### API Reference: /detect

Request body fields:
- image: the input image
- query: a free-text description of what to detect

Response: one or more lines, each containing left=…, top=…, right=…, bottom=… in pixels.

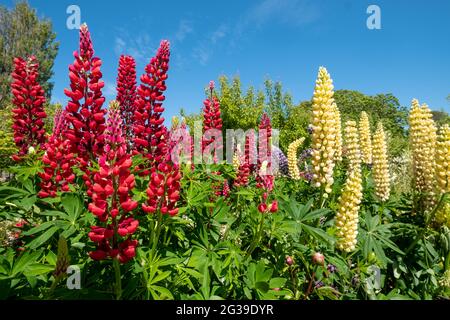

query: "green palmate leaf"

left=61, top=193, right=82, bottom=222
left=24, top=263, right=55, bottom=276
left=269, top=277, right=286, bottom=288
left=302, top=224, right=335, bottom=245
left=26, top=226, right=59, bottom=250
left=22, top=220, right=54, bottom=236
left=11, top=250, right=43, bottom=276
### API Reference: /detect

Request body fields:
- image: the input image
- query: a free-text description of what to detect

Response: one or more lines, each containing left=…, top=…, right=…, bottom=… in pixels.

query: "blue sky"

left=3, top=0, right=450, bottom=120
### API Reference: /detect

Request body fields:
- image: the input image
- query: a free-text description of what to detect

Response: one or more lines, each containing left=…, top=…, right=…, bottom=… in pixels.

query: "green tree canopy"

left=0, top=1, right=59, bottom=108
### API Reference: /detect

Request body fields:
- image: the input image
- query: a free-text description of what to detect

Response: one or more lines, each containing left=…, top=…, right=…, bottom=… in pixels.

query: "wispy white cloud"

left=175, top=20, right=194, bottom=42
left=113, top=31, right=156, bottom=63
left=192, top=24, right=228, bottom=66
left=210, top=24, right=228, bottom=44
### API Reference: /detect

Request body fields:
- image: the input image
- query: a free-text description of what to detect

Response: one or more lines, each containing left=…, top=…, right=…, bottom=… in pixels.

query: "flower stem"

left=113, top=258, right=122, bottom=300
left=246, top=214, right=265, bottom=258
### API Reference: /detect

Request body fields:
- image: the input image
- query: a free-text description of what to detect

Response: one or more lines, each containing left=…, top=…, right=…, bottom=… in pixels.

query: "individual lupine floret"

left=133, top=40, right=170, bottom=172
left=88, top=101, right=139, bottom=264
left=310, top=67, right=337, bottom=197
left=10, top=56, right=47, bottom=160
left=372, top=122, right=391, bottom=202
left=359, top=111, right=372, bottom=164
left=335, top=120, right=362, bottom=252
left=287, top=137, right=305, bottom=180
left=64, top=23, right=106, bottom=165
left=332, top=103, right=343, bottom=162
left=38, top=110, right=76, bottom=198
left=202, top=81, right=223, bottom=164
left=116, top=55, right=137, bottom=150
left=435, top=124, right=450, bottom=227
left=408, top=99, right=437, bottom=207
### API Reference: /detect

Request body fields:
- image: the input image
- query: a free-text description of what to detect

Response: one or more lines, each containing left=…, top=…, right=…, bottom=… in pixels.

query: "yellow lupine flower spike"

left=435, top=124, right=450, bottom=227
left=335, top=121, right=362, bottom=252
left=372, top=122, right=391, bottom=202
left=287, top=137, right=305, bottom=180
left=311, top=67, right=337, bottom=196
left=408, top=99, right=437, bottom=208
left=359, top=111, right=372, bottom=164
left=332, top=103, right=343, bottom=162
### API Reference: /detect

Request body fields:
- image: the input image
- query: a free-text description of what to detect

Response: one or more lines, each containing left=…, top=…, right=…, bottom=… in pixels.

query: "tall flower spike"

left=88, top=101, right=139, bottom=264
left=372, top=122, right=391, bottom=202
left=435, top=124, right=450, bottom=227
left=359, top=111, right=372, bottom=165
left=310, top=67, right=337, bottom=197
left=116, top=55, right=137, bottom=151
left=256, top=114, right=277, bottom=213
left=10, top=56, right=47, bottom=160
left=202, top=81, right=223, bottom=164
left=345, top=121, right=362, bottom=171
left=133, top=40, right=170, bottom=171
left=408, top=99, right=437, bottom=207
left=38, top=110, right=76, bottom=198
left=287, top=138, right=305, bottom=180
left=335, top=120, right=362, bottom=252
left=332, top=103, right=343, bottom=162
left=64, top=23, right=106, bottom=166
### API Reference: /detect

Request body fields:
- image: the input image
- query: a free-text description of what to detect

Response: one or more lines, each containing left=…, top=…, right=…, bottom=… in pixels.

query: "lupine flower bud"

left=38, top=110, right=76, bottom=198
left=372, top=122, right=391, bottom=202
left=287, top=138, right=305, bottom=180
left=88, top=101, right=139, bottom=264
left=133, top=40, right=170, bottom=170
left=312, top=252, right=325, bottom=265
left=409, top=99, right=437, bottom=208
left=359, top=111, right=372, bottom=164
left=116, top=55, right=137, bottom=150
left=285, top=256, right=294, bottom=266
left=435, top=124, right=450, bottom=227
left=332, top=103, right=343, bottom=162
left=310, top=67, right=337, bottom=195
left=335, top=121, right=363, bottom=252
left=10, top=56, right=47, bottom=160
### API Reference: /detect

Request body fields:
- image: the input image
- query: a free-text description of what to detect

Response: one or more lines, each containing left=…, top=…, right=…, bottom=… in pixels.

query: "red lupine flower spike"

left=116, top=55, right=137, bottom=151
left=10, top=55, right=47, bottom=160
left=63, top=23, right=106, bottom=181
left=133, top=40, right=170, bottom=172
left=88, top=101, right=139, bottom=264
left=202, top=81, right=223, bottom=164
left=38, top=110, right=76, bottom=198
left=255, top=113, right=277, bottom=213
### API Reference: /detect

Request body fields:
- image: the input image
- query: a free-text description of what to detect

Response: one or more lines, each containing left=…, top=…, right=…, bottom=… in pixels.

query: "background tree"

left=0, top=1, right=59, bottom=109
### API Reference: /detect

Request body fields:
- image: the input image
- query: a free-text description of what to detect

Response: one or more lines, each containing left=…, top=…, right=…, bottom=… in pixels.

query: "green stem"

left=246, top=214, right=265, bottom=258
left=445, top=251, right=450, bottom=271
left=151, top=210, right=164, bottom=255
left=113, top=258, right=122, bottom=300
